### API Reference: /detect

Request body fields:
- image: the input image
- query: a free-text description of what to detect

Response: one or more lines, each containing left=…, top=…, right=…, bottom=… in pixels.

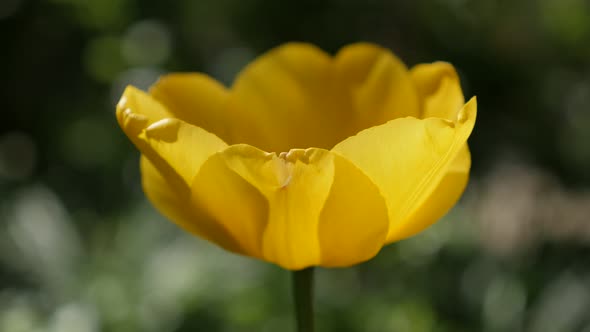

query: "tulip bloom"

left=116, top=42, right=476, bottom=270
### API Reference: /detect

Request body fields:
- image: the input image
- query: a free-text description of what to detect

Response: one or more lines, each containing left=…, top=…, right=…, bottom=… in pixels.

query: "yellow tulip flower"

left=116, top=42, right=476, bottom=270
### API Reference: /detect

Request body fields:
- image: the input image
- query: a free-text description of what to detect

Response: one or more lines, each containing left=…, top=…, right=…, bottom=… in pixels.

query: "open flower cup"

left=116, top=42, right=476, bottom=271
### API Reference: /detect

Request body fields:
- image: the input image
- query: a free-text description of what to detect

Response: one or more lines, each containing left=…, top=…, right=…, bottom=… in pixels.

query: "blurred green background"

left=2, top=0, right=590, bottom=331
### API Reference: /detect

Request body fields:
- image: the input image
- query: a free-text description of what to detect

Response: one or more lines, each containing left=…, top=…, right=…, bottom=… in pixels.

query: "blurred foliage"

left=2, top=0, right=590, bottom=331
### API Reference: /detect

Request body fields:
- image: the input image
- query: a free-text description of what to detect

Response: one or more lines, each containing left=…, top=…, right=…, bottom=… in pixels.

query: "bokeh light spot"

left=48, top=303, right=99, bottom=332
left=122, top=20, right=172, bottom=67
left=111, top=68, right=163, bottom=105
left=83, top=36, right=127, bottom=83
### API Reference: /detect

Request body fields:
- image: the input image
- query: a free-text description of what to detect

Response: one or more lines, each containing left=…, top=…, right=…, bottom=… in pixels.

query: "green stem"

left=292, top=267, right=315, bottom=332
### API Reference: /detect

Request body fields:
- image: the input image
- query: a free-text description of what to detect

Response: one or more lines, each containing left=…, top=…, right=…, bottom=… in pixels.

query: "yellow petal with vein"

left=117, top=86, right=227, bottom=185
left=141, top=157, right=242, bottom=252
left=333, top=98, right=476, bottom=243
left=335, top=43, right=420, bottom=127
left=228, top=43, right=350, bottom=151
left=386, top=145, right=470, bottom=242
left=410, top=62, right=464, bottom=121
left=150, top=73, right=232, bottom=142
left=194, top=145, right=333, bottom=269
left=318, top=153, right=389, bottom=267
left=192, top=144, right=389, bottom=269
left=116, top=86, right=239, bottom=251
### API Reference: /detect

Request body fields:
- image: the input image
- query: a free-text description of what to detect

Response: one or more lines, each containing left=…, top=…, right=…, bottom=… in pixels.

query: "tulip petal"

left=334, top=43, right=420, bottom=127
left=375, top=62, right=469, bottom=241
left=228, top=43, right=354, bottom=151
left=117, top=86, right=240, bottom=250
left=149, top=73, right=232, bottom=142
left=116, top=87, right=171, bottom=128
left=140, top=157, right=242, bottom=252
left=117, top=86, right=227, bottom=185
left=190, top=146, right=271, bottom=259
left=332, top=98, right=476, bottom=243
left=410, top=62, right=464, bottom=121
left=192, top=144, right=390, bottom=269
left=386, top=145, right=470, bottom=242
left=193, top=145, right=333, bottom=269
left=227, top=43, right=421, bottom=151
left=318, top=153, right=389, bottom=267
